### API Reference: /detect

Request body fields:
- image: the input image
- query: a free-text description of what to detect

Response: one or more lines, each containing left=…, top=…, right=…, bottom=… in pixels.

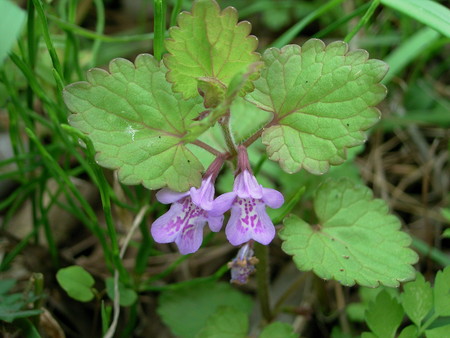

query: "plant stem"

left=344, top=0, right=380, bottom=43
left=191, top=140, right=225, bottom=157
left=220, top=116, right=237, bottom=157
left=254, top=242, right=272, bottom=322
left=154, top=0, right=166, bottom=60
left=270, top=0, right=346, bottom=48
left=170, top=0, right=183, bottom=26
left=418, top=312, right=439, bottom=335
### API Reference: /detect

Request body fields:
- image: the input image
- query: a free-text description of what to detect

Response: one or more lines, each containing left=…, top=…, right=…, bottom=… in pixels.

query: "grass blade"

left=381, top=0, right=450, bottom=38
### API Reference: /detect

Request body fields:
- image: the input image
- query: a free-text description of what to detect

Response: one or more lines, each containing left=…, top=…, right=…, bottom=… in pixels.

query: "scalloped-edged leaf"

left=64, top=54, right=205, bottom=192
left=279, top=178, right=418, bottom=287
left=158, top=281, right=253, bottom=338
left=164, top=0, right=260, bottom=99
left=197, top=306, right=248, bottom=338
left=246, top=40, right=388, bottom=175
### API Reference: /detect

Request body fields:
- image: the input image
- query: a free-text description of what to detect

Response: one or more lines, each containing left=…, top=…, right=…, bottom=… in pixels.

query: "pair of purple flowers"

left=151, top=152, right=284, bottom=254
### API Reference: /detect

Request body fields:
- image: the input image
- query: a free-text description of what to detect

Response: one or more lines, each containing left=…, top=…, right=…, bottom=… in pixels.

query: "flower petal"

left=251, top=203, right=276, bottom=245
left=150, top=202, right=184, bottom=243
left=225, top=203, right=253, bottom=246
left=175, top=219, right=206, bottom=254
left=210, top=192, right=236, bottom=216
left=225, top=198, right=276, bottom=246
left=190, top=175, right=214, bottom=210
left=156, top=188, right=189, bottom=204
left=262, top=188, right=284, bottom=209
left=234, top=170, right=263, bottom=199
left=207, top=214, right=224, bottom=232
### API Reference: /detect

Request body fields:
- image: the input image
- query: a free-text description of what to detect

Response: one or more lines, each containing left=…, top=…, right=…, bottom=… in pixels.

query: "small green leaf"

left=246, top=40, right=388, bottom=175
left=158, top=281, right=252, bottom=338
left=0, top=309, right=43, bottom=323
left=105, top=277, right=138, bottom=307
left=197, top=306, right=248, bottom=338
left=400, top=273, right=433, bottom=327
left=64, top=54, right=205, bottom=192
left=433, top=266, right=450, bottom=316
left=443, top=229, right=450, bottom=239
left=260, top=322, right=297, bottom=338
left=425, top=324, right=450, bottom=338
left=398, top=325, right=418, bottom=338
left=441, top=208, right=450, bottom=238
left=279, top=178, right=418, bottom=287
left=442, top=208, right=450, bottom=222
left=56, top=266, right=95, bottom=302
left=164, top=0, right=260, bottom=99
left=365, top=290, right=404, bottom=338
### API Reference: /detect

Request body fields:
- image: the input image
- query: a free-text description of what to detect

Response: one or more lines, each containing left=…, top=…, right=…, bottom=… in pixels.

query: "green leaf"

left=183, top=61, right=263, bottom=143
left=64, top=54, right=205, bottom=192
left=0, top=309, right=43, bottom=323
left=400, top=273, right=433, bottom=327
left=425, top=324, right=450, bottom=338
left=0, top=1, right=26, bottom=65
left=230, top=97, right=271, bottom=143
left=260, top=322, right=297, bottom=338
left=196, top=306, right=248, bottom=338
left=361, top=333, right=377, bottom=338
left=105, top=277, right=138, bottom=307
left=380, top=0, right=450, bottom=38
left=164, top=0, right=260, bottom=99
left=442, top=208, right=450, bottom=238
left=158, top=281, right=253, bottom=338
left=365, top=290, right=404, bottom=338
left=56, top=266, right=95, bottom=302
left=398, top=325, right=418, bottom=338
left=279, top=178, right=418, bottom=287
left=246, top=40, right=388, bottom=175
left=443, top=229, right=450, bottom=239
left=433, top=266, right=450, bottom=316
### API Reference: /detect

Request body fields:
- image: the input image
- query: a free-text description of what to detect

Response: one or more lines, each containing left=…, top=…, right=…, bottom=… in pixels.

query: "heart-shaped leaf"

left=105, top=277, right=138, bottom=307
left=64, top=54, right=205, bottom=192
left=56, top=266, right=95, bottom=302
left=246, top=40, right=388, bottom=175
left=164, top=0, right=260, bottom=99
left=158, top=281, right=252, bottom=338
left=279, top=178, right=418, bottom=287
left=197, top=306, right=248, bottom=338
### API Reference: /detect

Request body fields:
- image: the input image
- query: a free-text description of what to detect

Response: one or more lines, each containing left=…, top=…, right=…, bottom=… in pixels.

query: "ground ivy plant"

left=63, top=0, right=417, bottom=291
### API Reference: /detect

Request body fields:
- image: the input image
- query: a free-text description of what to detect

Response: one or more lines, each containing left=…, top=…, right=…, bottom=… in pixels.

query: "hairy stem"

left=254, top=242, right=272, bottom=322
left=191, top=140, right=225, bottom=157
left=220, top=115, right=237, bottom=157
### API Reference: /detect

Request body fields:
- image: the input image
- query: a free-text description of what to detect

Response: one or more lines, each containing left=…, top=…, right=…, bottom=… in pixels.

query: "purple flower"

left=228, top=243, right=259, bottom=284
left=151, top=176, right=223, bottom=255
left=211, top=170, right=284, bottom=246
